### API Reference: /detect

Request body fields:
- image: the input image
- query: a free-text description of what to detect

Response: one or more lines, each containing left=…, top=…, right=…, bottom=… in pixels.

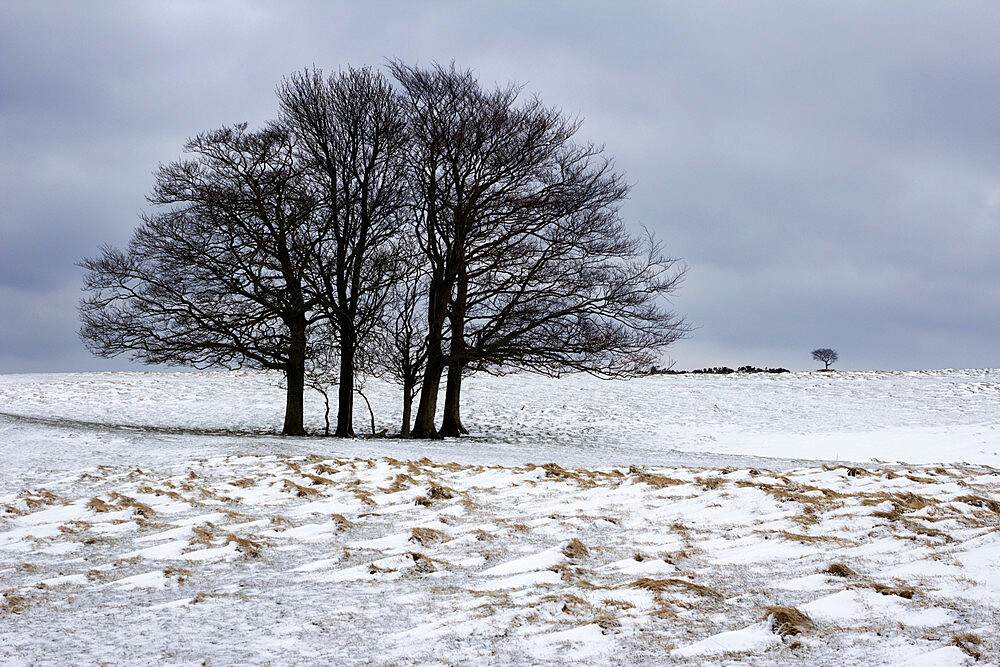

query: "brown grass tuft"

left=864, top=581, right=915, bottom=599
left=282, top=479, right=323, bottom=498
left=629, top=577, right=723, bottom=600
left=301, top=472, right=337, bottom=486
left=109, top=493, right=156, bottom=518
left=229, top=477, right=257, bottom=488
left=1, top=590, right=29, bottom=615
left=224, top=534, right=265, bottom=558
left=85, top=568, right=114, bottom=582
left=950, top=633, right=983, bottom=660
left=136, top=485, right=184, bottom=500
left=633, top=472, right=687, bottom=489
left=164, top=565, right=192, bottom=583
left=602, top=598, right=636, bottom=611
left=383, top=474, right=416, bottom=493
left=954, top=494, right=1000, bottom=514
left=86, top=497, right=116, bottom=513
left=267, top=515, right=296, bottom=530
left=595, top=614, right=622, bottom=631
left=562, top=538, right=589, bottom=559
left=314, top=463, right=339, bottom=476
left=410, top=526, right=448, bottom=545
left=771, top=530, right=839, bottom=544
left=824, top=563, right=857, bottom=577
left=543, top=593, right=590, bottom=614
left=21, top=489, right=65, bottom=509
left=427, top=484, right=456, bottom=500
left=190, top=523, right=216, bottom=545
left=353, top=490, right=377, bottom=506
left=764, top=606, right=813, bottom=637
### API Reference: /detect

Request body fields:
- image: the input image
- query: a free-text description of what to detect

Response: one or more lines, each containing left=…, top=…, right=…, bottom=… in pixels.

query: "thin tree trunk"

left=357, top=389, right=376, bottom=436
left=282, top=317, right=307, bottom=436
left=321, top=389, right=330, bottom=436
left=400, top=378, right=413, bottom=437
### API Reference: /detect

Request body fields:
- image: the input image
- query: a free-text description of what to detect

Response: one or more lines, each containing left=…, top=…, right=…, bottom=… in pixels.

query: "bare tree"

left=392, top=62, right=687, bottom=438
left=278, top=67, right=409, bottom=437
left=375, top=245, right=429, bottom=436
left=79, top=124, right=324, bottom=435
left=812, top=348, right=839, bottom=370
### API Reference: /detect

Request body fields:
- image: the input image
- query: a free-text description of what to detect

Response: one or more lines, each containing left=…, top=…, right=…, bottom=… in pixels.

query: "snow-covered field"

left=1, top=369, right=998, bottom=664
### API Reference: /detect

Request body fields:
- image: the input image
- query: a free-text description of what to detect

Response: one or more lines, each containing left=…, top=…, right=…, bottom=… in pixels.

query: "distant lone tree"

left=811, top=348, right=839, bottom=370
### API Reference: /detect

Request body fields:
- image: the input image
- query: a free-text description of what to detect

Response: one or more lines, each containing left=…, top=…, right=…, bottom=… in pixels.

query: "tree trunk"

left=409, top=266, right=450, bottom=440
left=400, top=378, right=413, bottom=437
left=410, top=356, right=444, bottom=439
left=357, top=389, right=376, bottom=436
left=440, top=260, right=469, bottom=437
left=282, top=316, right=307, bottom=436
left=335, top=333, right=355, bottom=437
left=440, top=363, right=468, bottom=436
left=321, top=389, right=330, bottom=436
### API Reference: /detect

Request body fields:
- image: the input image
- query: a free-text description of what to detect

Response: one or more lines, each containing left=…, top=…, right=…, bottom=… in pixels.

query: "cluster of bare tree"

left=80, top=62, right=688, bottom=438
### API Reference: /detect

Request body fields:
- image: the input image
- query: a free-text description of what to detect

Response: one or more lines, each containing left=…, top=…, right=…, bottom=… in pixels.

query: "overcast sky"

left=2, top=1, right=998, bottom=373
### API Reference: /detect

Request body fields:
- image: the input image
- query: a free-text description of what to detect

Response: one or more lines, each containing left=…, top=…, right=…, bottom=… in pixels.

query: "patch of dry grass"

left=763, top=606, right=813, bottom=637
left=383, top=474, right=416, bottom=493
left=542, top=593, right=590, bottom=614
left=86, top=497, right=115, bottom=513
left=632, top=472, right=687, bottom=489
left=136, top=485, right=184, bottom=500
left=223, top=533, right=266, bottom=558
left=190, top=523, right=216, bottom=546
left=410, top=527, right=448, bottom=545
left=954, top=494, right=1000, bottom=514
left=629, top=577, right=723, bottom=600
left=823, top=563, right=857, bottom=577
left=951, top=633, right=983, bottom=660
left=282, top=479, right=323, bottom=498
left=766, top=530, right=842, bottom=544
left=85, top=568, right=114, bottom=582
left=1, top=590, right=30, bottom=615
left=861, top=491, right=935, bottom=512
left=427, top=483, right=456, bottom=500
left=108, top=493, right=156, bottom=518
left=313, top=463, right=339, bottom=476
left=562, top=538, right=589, bottom=559
left=859, top=581, right=915, bottom=599
left=58, top=520, right=91, bottom=535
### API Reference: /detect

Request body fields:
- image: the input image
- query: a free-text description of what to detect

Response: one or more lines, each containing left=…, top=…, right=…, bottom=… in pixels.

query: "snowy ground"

left=1, top=369, right=998, bottom=664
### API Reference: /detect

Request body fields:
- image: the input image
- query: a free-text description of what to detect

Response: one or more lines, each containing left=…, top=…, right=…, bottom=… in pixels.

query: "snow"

left=901, top=646, right=975, bottom=666
left=671, top=621, right=781, bottom=658
left=1, top=369, right=998, bottom=664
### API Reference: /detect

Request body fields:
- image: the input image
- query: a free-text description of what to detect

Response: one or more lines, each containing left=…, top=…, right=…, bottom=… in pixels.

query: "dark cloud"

left=1, top=1, right=997, bottom=373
